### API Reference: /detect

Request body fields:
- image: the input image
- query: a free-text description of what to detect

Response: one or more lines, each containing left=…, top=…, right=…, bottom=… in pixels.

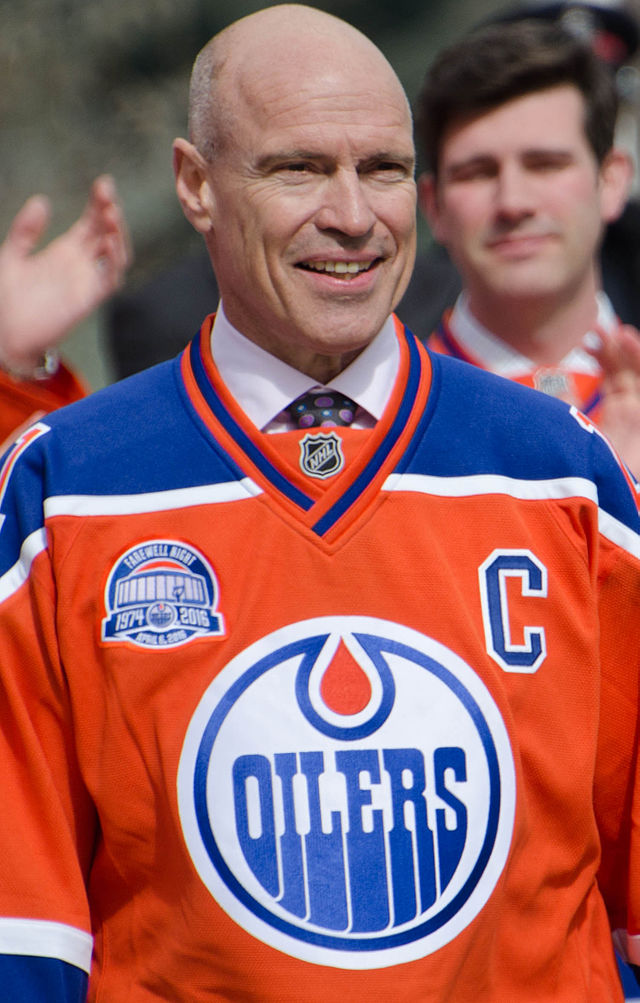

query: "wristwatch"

left=0, top=348, right=60, bottom=381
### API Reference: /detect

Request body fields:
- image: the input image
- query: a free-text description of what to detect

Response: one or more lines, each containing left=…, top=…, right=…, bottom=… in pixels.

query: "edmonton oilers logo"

left=102, top=540, right=224, bottom=649
left=299, top=433, right=344, bottom=479
left=178, top=617, right=515, bottom=968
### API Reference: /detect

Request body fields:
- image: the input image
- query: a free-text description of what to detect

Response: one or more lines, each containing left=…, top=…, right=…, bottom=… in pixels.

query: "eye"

left=269, top=160, right=323, bottom=184
left=446, top=160, right=497, bottom=183
left=273, top=160, right=322, bottom=178
left=284, top=162, right=314, bottom=172
left=524, top=152, right=573, bottom=172
left=362, top=159, right=413, bottom=182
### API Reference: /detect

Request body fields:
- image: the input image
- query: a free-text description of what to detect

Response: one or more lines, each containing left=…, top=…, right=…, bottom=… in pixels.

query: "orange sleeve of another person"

left=0, top=361, right=87, bottom=451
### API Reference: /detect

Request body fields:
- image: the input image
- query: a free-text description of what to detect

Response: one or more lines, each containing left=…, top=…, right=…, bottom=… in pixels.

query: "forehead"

left=229, top=60, right=414, bottom=160
left=439, top=85, right=590, bottom=164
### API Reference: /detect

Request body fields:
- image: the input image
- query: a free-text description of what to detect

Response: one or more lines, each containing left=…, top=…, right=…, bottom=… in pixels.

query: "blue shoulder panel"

left=398, top=351, right=640, bottom=532
left=37, top=356, right=247, bottom=496
left=0, top=955, right=87, bottom=1003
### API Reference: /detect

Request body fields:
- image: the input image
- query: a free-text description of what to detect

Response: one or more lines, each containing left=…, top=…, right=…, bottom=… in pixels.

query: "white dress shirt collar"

left=449, top=291, right=616, bottom=377
left=211, top=301, right=399, bottom=431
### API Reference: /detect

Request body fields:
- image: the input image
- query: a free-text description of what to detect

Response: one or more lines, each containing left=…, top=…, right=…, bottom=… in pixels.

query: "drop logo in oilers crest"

left=102, top=539, right=225, bottom=649
left=178, top=617, right=516, bottom=968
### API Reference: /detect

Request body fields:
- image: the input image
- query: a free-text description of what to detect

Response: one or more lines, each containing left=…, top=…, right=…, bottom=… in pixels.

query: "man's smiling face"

left=196, top=28, right=416, bottom=378
left=421, top=84, right=625, bottom=319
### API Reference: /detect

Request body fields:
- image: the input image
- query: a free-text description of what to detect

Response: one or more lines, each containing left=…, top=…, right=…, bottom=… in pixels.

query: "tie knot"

left=286, top=389, right=358, bottom=429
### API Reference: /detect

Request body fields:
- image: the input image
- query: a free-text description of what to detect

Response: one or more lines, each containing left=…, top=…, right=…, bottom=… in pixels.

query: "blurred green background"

left=0, top=0, right=620, bottom=386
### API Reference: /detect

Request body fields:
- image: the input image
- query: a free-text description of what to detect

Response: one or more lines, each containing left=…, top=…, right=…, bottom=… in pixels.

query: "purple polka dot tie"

left=286, top=389, right=359, bottom=429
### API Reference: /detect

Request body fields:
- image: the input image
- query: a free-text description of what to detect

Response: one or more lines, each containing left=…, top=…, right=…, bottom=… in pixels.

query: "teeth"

left=306, top=260, right=371, bottom=275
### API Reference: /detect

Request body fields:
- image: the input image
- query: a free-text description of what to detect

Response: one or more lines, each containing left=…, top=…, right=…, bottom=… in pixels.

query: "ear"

left=417, top=172, right=447, bottom=244
left=173, top=138, right=216, bottom=234
left=599, top=147, right=633, bottom=224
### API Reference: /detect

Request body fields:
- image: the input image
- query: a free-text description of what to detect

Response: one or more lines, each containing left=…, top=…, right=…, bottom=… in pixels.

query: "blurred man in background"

left=417, top=14, right=640, bottom=474
left=399, top=0, right=640, bottom=338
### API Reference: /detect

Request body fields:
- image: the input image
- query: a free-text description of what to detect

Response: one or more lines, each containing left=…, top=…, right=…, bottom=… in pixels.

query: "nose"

left=493, top=163, right=535, bottom=221
left=315, top=168, right=377, bottom=237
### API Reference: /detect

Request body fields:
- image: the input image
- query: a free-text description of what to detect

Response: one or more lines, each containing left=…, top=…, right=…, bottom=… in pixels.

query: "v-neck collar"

left=179, top=315, right=433, bottom=545
left=211, top=304, right=399, bottom=431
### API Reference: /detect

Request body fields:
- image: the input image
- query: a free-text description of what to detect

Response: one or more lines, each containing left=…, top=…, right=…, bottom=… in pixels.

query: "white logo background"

left=178, top=616, right=516, bottom=969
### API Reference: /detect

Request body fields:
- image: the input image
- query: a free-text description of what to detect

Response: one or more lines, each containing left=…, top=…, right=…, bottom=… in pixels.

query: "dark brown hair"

left=416, top=18, right=618, bottom=175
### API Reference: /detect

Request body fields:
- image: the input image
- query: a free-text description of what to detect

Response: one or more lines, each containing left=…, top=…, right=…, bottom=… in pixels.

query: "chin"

left=485, top=265, right=565, bottom=297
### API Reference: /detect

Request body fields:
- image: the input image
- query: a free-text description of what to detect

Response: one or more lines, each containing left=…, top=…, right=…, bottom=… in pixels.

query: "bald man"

left=1, top=6, right=640, bottom=1001
left=172, top=8, right=416, bottom=381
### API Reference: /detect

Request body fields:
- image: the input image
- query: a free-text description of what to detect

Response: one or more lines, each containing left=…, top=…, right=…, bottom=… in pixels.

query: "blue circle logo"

left=178, top=617, right=515, bottom=968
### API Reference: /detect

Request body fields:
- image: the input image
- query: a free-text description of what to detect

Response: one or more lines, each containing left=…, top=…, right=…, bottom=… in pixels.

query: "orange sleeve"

left=0, top=360, right=87, bottom=451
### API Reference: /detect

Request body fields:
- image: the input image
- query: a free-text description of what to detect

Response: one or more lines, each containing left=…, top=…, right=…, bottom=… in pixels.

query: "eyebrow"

left=443, top=147, right=574, bottom=177
left=359, top=152, right=416, bottom=171
left=256, top=150, right=415, bottom=171
left=257, top=150, right=322, bottom=167
left=442, top=154, right=496, bottom=178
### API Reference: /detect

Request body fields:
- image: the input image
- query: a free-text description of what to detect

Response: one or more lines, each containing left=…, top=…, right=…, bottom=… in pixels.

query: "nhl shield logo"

left=533, top=368, right=572, bottom=400
left=299, top=432, right=344, bottom=479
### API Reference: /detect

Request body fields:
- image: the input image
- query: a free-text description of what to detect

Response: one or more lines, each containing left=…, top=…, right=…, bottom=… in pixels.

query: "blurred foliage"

left=1, top=0, right=505, bottom=274
left=0, top=0, right=509, bottom=383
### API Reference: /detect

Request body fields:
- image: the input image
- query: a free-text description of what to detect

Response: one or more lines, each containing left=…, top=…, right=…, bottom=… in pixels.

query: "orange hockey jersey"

left=0, top=317, right=640, bottom=1001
